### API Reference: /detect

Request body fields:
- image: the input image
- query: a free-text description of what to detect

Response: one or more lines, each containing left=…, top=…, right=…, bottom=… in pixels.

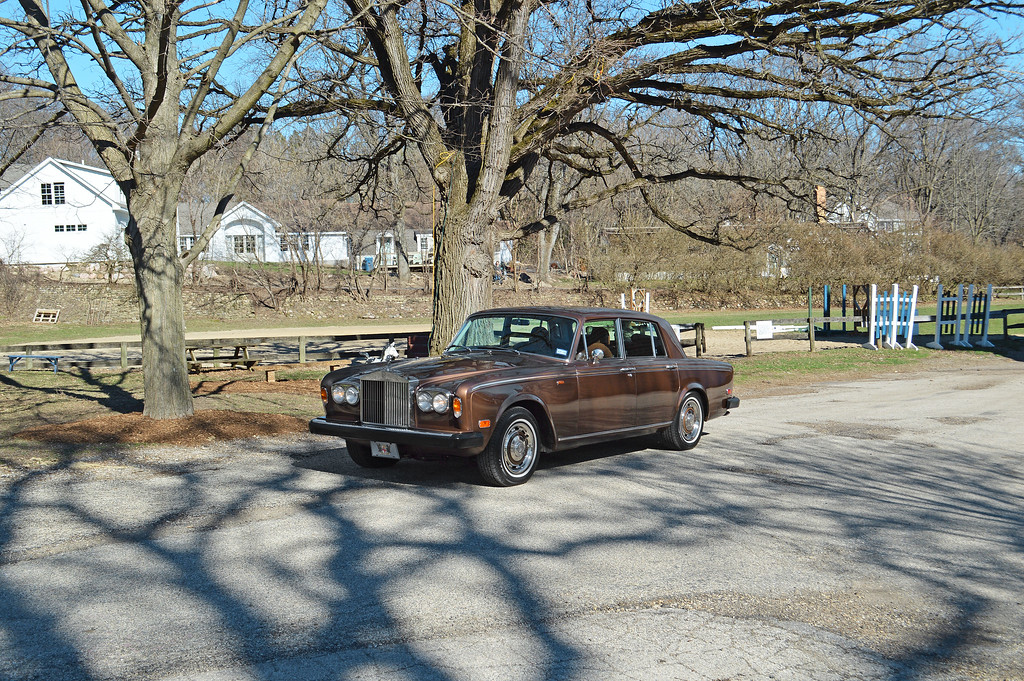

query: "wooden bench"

left=8, top=354, right=61, bottom=373
left=186, top=345, right=258, bottom=372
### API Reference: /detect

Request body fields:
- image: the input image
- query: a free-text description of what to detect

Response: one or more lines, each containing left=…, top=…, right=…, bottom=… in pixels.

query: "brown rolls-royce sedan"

left=309, top=306, right=738, bottom=486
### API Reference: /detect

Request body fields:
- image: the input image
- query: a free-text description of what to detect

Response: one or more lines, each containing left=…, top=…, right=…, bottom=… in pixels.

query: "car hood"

left=326, top=351, right=560, bottom=386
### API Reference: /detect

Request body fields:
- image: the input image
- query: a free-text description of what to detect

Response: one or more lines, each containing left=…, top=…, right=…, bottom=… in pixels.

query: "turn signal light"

left=452, top=397, right=463, bottom=418
left=320, top=387, right=328, bottom=403
left=478, top=420, right=491, bottom=429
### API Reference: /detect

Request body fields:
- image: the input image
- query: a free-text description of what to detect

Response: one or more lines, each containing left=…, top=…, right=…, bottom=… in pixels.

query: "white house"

left=0, top=158, right=128, bottom=264
left=0, top=158, right=351, bottom=265
left=177, top=201, right=350, bottom=265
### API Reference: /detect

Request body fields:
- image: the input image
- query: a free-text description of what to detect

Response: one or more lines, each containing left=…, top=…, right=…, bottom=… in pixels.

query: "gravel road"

left=1, top=359, right=1022, bottom=680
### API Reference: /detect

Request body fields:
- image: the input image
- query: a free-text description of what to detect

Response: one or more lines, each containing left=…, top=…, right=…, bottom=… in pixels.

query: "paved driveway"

left=1, top=362, right=1022, bottom=680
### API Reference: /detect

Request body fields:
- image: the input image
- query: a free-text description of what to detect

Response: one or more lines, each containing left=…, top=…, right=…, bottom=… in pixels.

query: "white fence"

left=993, top=285, right=1024, bottom=300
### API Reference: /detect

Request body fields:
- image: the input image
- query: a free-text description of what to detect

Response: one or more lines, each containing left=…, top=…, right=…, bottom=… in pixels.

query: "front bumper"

left=308, top=417, right=485, bottom=452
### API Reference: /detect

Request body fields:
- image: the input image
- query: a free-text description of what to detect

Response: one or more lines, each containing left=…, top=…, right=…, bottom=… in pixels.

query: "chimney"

left=815, top=185, right=827, bottom=224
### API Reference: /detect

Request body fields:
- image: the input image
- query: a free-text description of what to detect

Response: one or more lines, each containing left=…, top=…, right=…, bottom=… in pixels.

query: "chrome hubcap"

left=502, top=419, right=537, bottom=476
left=679, top=398, right=702, bottom=443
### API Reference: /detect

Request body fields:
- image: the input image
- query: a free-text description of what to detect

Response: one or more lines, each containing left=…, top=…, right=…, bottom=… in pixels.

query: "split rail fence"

left=2, top=329, right=428, bottom=371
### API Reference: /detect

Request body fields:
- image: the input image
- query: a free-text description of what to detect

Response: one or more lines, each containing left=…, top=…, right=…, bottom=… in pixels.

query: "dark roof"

left=0, top=163, right=32, bottom=192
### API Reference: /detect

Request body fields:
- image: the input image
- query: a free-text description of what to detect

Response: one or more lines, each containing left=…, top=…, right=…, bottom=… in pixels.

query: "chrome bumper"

left=308, top=417, right=485, bottom=452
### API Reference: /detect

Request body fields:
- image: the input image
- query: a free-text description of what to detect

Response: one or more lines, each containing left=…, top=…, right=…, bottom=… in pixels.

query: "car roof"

left=468, top=306, right=668, bottom=324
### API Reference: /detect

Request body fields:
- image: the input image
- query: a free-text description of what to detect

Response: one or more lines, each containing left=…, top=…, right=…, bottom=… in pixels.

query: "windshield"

left=450, top=313, right=579, bottom=359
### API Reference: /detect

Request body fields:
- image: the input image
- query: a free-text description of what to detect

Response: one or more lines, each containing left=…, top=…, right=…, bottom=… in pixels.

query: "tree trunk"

left=537, top=163, right=566, bottom=284
left=126, top=182, right=194, bottom=420
left=396, top=212, right=410, bottom=284
left=430, top=205, right=493, bottom=353
left=537, top=224, right=560, bottom=283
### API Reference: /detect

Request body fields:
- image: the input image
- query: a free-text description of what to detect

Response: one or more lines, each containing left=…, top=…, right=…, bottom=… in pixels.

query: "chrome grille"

left=360, top=374, right=412, bottom=427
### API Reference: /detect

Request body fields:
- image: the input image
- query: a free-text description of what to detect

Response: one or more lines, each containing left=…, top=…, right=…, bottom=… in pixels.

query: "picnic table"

left=8, top=354, right=61, bottom=373
left=186, top=345, right=258, bottom=372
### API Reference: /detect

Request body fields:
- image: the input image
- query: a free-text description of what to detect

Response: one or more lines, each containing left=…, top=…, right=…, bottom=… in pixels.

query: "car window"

left=623, top=320, right=666, bottom=358
left=583, top=320, right=618, bottom=358
left=452, top=313, right=578, bottom=358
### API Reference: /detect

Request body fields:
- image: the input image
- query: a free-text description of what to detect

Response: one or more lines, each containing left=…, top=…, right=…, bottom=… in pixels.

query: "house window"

left=231, top=234, right=258, bottom=255
left=281, top=233, right=312, bottom=252
left=41, top=182, right=64, bottom=205
left=179, top=236, right=197, bottom=254
left=416, top=233, right=434, bottom=255
left=54, top=225, right=64, bottom=232
left=76, top=224, right=86, bottom=231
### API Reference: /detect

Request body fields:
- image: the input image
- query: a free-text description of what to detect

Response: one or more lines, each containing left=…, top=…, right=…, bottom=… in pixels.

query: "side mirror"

left=590, top=348, right=605, bottom=361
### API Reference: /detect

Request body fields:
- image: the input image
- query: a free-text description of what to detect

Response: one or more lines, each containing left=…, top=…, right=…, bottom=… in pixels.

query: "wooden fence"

left=1, top=329, right=427, bottom=370
left=742, top=316, right=861, bottom=356
left=999, top=307, right=1024, bottom=340
left=993, top=286, right=1024, bottom=300
left=742, top=308, right=1024, bottom=357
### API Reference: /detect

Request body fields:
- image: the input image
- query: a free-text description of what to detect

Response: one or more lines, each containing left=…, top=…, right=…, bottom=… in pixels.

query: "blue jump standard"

left=7, top=355, right=61, bottom=373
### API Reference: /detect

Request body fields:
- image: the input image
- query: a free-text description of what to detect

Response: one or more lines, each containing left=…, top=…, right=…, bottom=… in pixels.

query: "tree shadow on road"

left=0, top=407, right=1021, bottom=679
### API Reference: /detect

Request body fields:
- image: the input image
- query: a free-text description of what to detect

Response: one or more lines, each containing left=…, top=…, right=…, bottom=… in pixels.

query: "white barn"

left=0, top=158, right=128, bottom=264
left=0, top=158, right=350, bottom=265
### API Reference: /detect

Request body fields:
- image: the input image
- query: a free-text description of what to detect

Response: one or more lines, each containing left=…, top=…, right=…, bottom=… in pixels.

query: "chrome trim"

left=360, top=371, right=413, bottom=428
left=558, top=421, right=673, bottom=442
left=473, top=373, right=568, bottom=391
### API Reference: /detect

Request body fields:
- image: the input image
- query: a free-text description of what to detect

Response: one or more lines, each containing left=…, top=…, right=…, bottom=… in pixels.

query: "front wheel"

left=477, top=407, right=540, bottom=486
left=346, top=440, right=399, bottom=468
left=660, top=391, right=704, bottom=451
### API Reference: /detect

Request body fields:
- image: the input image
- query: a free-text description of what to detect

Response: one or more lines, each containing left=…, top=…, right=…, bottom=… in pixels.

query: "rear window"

left=622, top=320, right=667, bottom=358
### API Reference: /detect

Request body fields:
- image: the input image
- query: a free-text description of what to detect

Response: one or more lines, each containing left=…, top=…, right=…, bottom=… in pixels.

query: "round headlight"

left=432, top=392, right=449, bottom=414
left=417, top=391, right=433, bottom=412
left=330, top=384, right=346, bottom=404
left=344, top=385, right=359, bottom=405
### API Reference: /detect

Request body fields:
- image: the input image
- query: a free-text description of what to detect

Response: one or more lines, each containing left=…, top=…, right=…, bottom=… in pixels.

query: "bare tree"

left=84, top=228, right=132, bottom=283
left=313, top=0, right=1019, bottom=351
left=890, top=116, right=1023, bottom=244
left=1, top=0, right=334, bottom=418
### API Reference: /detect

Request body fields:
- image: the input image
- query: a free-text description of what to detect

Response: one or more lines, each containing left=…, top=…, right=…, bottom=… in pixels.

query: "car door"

left=622, top=319, right=679, bottom=427
left=573, top=318, right=636, bottom=436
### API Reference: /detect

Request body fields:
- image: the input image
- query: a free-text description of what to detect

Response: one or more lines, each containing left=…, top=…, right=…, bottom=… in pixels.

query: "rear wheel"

left=477, top=407, right=540, bottom=486
left=346, top=440, right=399, bottom=468
left=660, top=391, right=704, bottom=451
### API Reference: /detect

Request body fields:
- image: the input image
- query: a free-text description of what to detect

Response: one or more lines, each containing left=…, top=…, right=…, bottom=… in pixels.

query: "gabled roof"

left=0, top=157, right=126, bottom=209
left=176, top=200, right=282, bottom=236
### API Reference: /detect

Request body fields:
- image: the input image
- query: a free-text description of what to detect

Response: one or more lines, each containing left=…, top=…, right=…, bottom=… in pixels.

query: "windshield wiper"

left=443, top=344, right=473, bottom=355
left=487, top=345, right=521, bottom=355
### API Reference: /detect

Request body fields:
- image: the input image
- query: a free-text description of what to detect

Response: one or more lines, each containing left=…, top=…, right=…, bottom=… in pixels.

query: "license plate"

left=371, top=441, right=400, bottom=459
